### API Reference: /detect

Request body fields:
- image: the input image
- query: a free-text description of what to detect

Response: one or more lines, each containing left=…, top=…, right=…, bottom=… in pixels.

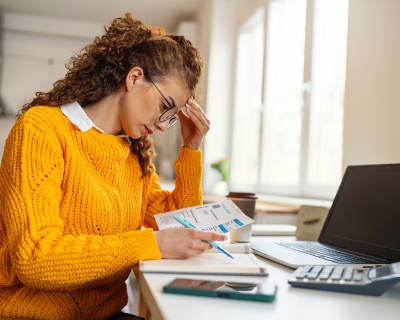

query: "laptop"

left=251, top=163, right=400, bottom=269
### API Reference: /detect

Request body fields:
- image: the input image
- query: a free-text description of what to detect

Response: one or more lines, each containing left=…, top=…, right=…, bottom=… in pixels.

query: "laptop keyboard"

left=276, top=242, right=381, bottom=264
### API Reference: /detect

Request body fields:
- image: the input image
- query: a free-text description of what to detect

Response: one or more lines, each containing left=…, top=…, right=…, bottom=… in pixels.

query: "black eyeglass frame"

left=147, top=76, right=179, bottom=129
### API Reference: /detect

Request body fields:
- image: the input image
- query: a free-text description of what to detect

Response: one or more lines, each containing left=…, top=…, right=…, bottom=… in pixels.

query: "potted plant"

left=211, top=158, right=230, bottom=195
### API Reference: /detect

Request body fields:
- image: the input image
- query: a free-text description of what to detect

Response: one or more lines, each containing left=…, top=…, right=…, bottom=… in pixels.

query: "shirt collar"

left=61, top=102, right=131, bottom=144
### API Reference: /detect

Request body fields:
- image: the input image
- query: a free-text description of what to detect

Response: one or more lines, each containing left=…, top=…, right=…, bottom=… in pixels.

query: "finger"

left=186, top=99, right=210, bottom=125
left=188, top=101, right=210, bottom=125
left=196, top=241, right=213, bottom=250
left=178, top=248, right=205, bottom=259
left=190, top=248, right=207, bottom=255
left=186, top=104, right=210, bottom=128
left=196, top=231, right=228, bottom=242
left=187, top=98, right=202, bottom=111
left=177, top=108, right=190, bottom=120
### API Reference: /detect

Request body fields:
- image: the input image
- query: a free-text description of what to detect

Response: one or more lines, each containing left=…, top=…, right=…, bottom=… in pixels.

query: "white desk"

left=137, top=236, right=400, bottom=320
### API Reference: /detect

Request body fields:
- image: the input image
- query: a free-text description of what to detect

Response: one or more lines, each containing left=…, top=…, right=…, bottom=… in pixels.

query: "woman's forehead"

left=158, top=80, right=191, bottom=104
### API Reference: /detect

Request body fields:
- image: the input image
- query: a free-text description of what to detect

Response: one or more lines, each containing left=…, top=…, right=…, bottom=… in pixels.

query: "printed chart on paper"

left=155, top=200, right=254, bottom=234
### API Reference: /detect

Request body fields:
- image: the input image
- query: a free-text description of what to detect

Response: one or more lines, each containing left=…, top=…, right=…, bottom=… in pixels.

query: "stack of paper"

left=140, top=243, right=268, bottom=276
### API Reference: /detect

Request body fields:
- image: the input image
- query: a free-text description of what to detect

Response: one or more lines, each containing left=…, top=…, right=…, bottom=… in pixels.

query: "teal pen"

left=173, top=215, right=234, bottom=259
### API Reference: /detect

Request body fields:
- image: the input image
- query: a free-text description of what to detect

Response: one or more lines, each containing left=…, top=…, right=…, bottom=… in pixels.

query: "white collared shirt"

left=61, top=102, right=130, bottom=144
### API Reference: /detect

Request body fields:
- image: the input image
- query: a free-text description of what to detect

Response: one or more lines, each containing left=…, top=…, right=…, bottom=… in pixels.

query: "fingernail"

left=223, top=235, right=228, bottom=240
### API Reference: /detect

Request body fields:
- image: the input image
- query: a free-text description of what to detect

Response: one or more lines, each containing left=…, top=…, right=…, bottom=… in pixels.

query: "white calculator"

left=288, top=262, right=400, bottom=295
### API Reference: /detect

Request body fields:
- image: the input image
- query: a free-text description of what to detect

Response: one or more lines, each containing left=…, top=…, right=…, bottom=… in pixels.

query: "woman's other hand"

left=153, top=228, right=227, bottom=259
left=178, top=98, right=210, bottom=150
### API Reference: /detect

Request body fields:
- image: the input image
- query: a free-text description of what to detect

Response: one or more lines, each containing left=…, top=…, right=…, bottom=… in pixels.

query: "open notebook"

left=139, top=243, right=268, bottom=276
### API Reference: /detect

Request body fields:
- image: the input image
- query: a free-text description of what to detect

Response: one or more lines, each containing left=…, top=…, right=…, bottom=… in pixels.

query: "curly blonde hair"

left=18, top=13, right=203, bottom=177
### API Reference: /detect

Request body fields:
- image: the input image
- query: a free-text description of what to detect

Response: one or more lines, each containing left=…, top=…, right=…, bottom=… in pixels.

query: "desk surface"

left=138, top=236, right=400, bottom=320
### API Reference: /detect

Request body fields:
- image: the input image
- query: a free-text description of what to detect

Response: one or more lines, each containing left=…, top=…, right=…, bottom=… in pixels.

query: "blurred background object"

left=0, top=0, right=200, bottom=162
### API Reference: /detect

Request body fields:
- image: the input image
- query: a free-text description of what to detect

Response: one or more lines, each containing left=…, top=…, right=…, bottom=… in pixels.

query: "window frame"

left=229, top=0, right=348, bottom=200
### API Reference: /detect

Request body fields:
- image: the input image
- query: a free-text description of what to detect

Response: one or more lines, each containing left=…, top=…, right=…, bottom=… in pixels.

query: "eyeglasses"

left=148, top=76, right=179, bottom=129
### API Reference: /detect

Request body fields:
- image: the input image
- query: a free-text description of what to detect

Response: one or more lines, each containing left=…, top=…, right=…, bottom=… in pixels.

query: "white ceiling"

left=0, top=0, right=204, bottom=32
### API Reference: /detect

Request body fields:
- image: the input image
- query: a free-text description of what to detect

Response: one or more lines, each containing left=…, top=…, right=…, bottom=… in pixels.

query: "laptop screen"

left=319, top=164, right=400, bottom=262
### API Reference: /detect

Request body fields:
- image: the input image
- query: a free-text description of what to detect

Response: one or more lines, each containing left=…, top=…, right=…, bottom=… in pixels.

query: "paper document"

left=207, top=243, right=253, bottom=254
left=155, top=200, right=254, bottom=234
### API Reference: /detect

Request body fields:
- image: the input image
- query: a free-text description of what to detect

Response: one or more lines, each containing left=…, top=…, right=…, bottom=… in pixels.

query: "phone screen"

left=163, top=278, right=277, bottom=302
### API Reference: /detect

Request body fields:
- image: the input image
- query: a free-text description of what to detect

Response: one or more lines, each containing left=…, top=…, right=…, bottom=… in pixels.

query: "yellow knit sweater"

left=0, top=106, right=203, bottom=320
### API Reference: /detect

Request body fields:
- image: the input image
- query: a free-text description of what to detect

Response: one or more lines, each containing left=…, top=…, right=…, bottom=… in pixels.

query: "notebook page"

left=140, top=252, right=267, bottom=276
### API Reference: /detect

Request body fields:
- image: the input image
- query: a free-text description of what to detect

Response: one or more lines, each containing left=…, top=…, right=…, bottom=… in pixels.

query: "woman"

left=0, top=13, right=226, bottom=320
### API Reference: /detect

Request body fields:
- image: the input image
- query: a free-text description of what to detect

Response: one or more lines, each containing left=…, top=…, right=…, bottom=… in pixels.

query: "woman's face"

left=119, top=68, right=190, bottom=139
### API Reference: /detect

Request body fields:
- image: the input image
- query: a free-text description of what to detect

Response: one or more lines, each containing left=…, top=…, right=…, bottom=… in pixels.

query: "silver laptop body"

left=251, top=163, right=400, bottom=269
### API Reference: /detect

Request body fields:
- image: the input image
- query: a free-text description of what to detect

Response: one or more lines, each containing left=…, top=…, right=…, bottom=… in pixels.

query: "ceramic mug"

left=226, top=192, right=257, bottom=243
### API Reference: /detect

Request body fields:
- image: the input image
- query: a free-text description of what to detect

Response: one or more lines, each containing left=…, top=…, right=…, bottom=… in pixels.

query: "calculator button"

left=343, top=274, right=353, bottom=281
left=319, top=273, right=331, bottom=280
left=354, top=273, right=363, bottom=281
left=302, top=266, right=313, bottom=273
left=343, top=268, right=354, bottom=281
left=296, top=273, right=308, bottom=279
left=331, top=267, right=344, bottom=279
left=312, top=266, right=323, bottom=272
left=318, top=266, right=333, bottom=279
left=331, top=273, right=342, bottom=280
left=368, top=269, right=377, bottom=279
left=307, top=273, right=319, bottom=279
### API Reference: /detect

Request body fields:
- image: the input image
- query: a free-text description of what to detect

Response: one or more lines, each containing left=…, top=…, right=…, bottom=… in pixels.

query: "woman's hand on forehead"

left=178, top=98, right=210, bottom=150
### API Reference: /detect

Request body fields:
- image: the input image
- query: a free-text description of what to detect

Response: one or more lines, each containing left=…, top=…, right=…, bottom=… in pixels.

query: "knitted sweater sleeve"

left=0, top=116, right=161, bottom=291
left=143, top=147, right=203, bottom=230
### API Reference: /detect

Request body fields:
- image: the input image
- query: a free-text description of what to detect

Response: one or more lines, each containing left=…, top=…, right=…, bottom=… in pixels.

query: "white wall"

left=1, top=31, right=88, bottom=113
left=195, top=0, right=237, bottom=193
left=195, top=0, right=266, bottom=194
left=0, top=12, right=103, bottom=159
left=0, top=117, right=15, bottom=161
left=342, top=0, right=400, bottom=168
left=0, top=12, right=103, bottom=114
left=195, top=0, right=212, bottom=107
left=236, top=0, right=266, bottom=27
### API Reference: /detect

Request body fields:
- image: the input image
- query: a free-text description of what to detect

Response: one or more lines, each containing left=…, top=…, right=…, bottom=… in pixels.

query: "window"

left=230, top=8, right=265, bottom=189
left=307, top=0, right=348, bottom=186
left=230, top=0, right=349, bottom=200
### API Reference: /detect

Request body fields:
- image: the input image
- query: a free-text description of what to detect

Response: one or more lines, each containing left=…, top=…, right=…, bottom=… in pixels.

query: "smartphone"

left=163, top=278, right=277, bottom=302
